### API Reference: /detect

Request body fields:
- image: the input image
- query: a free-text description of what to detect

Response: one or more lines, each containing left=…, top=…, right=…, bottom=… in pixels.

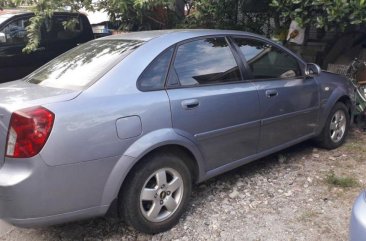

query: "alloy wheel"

left=139, top=168, right=184, bottom=222
left=329, top=110, right=347, bottom=143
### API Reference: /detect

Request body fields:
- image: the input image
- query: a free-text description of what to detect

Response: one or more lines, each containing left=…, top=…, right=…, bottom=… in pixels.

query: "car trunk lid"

left=0, top=80, right=81, bottom=165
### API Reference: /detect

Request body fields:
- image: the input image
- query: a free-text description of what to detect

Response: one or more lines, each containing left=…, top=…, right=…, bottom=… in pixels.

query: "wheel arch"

left=100, top=129, right=205, bottom=211
left=317, top=88, right=352, bottom=135
left=139, top=144, right=200, bottom=183
left=338, top=95, right=353, bottom=117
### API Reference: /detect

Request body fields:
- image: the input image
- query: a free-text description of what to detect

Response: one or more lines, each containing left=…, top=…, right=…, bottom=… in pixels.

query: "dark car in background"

left=0, top=10, right=94, bottom=83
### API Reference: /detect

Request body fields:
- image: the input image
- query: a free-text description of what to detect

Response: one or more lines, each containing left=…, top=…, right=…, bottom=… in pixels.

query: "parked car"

left=350, top=191, right=366, bottom=241
left=0, top=10, right=94, bottom=83
left=0, top=29, right=354, bottom=234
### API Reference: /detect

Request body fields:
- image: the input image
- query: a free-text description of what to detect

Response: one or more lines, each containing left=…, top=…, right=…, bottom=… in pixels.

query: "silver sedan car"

left=0, top=29, right=353, bottom=234
left=350, top=191, right=366, bottom=241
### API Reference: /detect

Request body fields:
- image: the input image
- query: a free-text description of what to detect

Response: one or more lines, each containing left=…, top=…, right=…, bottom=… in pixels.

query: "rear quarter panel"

left=40, top=90, right=172, bottom=166
left=39, top=36, right=177, bottom=166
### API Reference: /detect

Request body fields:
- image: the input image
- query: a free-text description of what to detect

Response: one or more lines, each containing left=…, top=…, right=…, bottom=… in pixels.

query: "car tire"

left=316, top=102, right=350, bottom=149
left=120, top=152, right=192, bottom=234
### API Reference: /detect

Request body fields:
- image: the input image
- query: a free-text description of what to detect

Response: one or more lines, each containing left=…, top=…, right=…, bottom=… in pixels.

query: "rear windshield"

left=24, top=39, right=143, bottom=90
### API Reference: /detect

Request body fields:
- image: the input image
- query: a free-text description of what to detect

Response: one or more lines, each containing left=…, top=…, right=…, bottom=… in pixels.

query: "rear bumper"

left=4, top=206, right=109, bottom=228
left=350, top=191, right=366, bottom=241
left=0, top=155, right=118, bottom=227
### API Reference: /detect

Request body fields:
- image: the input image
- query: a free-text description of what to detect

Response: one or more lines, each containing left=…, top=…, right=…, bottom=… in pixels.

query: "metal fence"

left=327, top=64, right=349, bottom=77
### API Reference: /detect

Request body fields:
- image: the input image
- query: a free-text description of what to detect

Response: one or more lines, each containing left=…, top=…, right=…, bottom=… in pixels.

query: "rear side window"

left=138, top=47, right=174, bottom=91
left=42, top=15, right=83, bottom=41
left=173, top=37, right=242, bottom=86
left=25, top=40, right=143, bottom=89
left=233, top=38, right=301, bottom=80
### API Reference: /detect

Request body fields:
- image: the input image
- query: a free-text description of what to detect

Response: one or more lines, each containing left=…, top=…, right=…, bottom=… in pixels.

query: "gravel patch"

left=1, top=129, right=365, bottom=241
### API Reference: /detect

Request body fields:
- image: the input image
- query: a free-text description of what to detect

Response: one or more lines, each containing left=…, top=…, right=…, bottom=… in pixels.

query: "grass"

left=344, top=141, right=366, bottom=154
left=325, top=172, right=360, bottom=188
left=343, top=141, right=366, bottom=162
left=297, top=210, right=320, bottom=222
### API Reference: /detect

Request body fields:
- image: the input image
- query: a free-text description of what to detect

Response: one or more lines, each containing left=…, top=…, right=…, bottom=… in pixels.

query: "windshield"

left=25, top=39, right=143, bottom=90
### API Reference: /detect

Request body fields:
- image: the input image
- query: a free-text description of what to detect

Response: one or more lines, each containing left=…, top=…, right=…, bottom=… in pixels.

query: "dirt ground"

left=1, top=129, right=365, bottom=241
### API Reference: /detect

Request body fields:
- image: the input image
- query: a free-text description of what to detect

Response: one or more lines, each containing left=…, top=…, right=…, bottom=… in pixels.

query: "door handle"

left=265, top=89, right=278, bottom=98
left=181, top=99, right=199, bottom=110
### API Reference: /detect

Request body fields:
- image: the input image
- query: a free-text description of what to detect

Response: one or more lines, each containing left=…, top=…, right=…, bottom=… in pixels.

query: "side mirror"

left=305, top=63, right=321, bottom=77
left=0, top=32, right=5, bottom=43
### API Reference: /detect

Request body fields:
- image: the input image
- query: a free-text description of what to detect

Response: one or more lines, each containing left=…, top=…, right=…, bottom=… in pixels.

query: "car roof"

left=100, top=29, right=305, bottom=65
left=0, top=9, right=87, bottom=18
left=0, top=10, right=88, bottom=27
left=101, top=29, right=260, bottom=42
left=0, top=9, right=30, bottom=16
left=0, top=9, right=29, bottom=20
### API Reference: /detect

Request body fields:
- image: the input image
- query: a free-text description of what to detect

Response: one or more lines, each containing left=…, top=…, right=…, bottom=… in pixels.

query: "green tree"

left=0, top=0, right=16, bottom=8
left=270, top=0, right=366, bottom=31
left=181, top=0, right=272, bottom=35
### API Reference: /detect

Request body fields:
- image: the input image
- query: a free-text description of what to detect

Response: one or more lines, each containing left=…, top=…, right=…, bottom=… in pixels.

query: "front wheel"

left=316, top=102, right=350, bottom=149
left=120, top=152, right=192, bottom=234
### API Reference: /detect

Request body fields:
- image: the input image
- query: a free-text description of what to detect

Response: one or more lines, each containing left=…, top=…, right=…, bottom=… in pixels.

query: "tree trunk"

left=175, top=0, right=185, bottom=19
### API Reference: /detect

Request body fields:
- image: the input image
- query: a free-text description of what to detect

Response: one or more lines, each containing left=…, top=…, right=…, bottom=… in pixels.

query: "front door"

left=0, top=15, right=44, bottom=82
left=166, top=37, right=261, bottom=171
left=231, top=37, right=320, bottom=151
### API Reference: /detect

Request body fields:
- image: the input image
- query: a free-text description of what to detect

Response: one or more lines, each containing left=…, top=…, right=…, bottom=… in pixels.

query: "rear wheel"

left=120, top=152, right=192, bottom=234
left=316, top=102, right=350, bottom=149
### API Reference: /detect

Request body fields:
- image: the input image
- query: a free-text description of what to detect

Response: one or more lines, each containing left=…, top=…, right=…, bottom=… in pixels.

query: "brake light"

left=6, top=106, right=54, bottom=158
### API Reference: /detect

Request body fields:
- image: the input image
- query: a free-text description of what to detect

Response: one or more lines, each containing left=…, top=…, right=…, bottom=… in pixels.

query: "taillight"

left=6, top=106, right=54, bottom=158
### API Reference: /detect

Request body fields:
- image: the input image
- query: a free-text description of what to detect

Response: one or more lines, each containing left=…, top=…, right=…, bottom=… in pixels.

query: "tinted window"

left=25, top=40, right=143, bottom=90
left=43, top=16, right=82, bottom=41
left=138, top=47, right=174, bottom=91
left=173, top=37, right=242, bottom=86
left=0, top=16, right=30, bottom=45
left=234, top=38, right=301, bottom=80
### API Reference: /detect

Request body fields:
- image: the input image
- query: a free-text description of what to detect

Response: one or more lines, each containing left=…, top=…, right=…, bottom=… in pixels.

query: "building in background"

left=81, top=9, right=112, bottom=38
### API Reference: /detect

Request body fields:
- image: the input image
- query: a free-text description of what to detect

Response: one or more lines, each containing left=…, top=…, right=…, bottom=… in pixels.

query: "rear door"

left=231, top=37, right=320, bottom=151
left=166, top=36, right=261, bottom=171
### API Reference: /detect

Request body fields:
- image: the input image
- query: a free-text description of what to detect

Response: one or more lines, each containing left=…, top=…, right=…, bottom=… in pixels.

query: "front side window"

left=0, top=17, right=30, bottom=45
left=25, top=40, right=143, bottom=89
left=233, top=38, right=302, bottom=80
left=173, top=37, right=242, bottom=86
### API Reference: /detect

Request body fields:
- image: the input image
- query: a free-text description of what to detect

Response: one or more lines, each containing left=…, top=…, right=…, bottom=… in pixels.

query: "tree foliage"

left=4, top=0, right=366, bottom=53
left=0, top=0, right=16, bottom=8
left=181, top=0, right=272, bottom=35
left=270, top=0, right=366, bottom=31
left=97, top=0, right=183, bottom=31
